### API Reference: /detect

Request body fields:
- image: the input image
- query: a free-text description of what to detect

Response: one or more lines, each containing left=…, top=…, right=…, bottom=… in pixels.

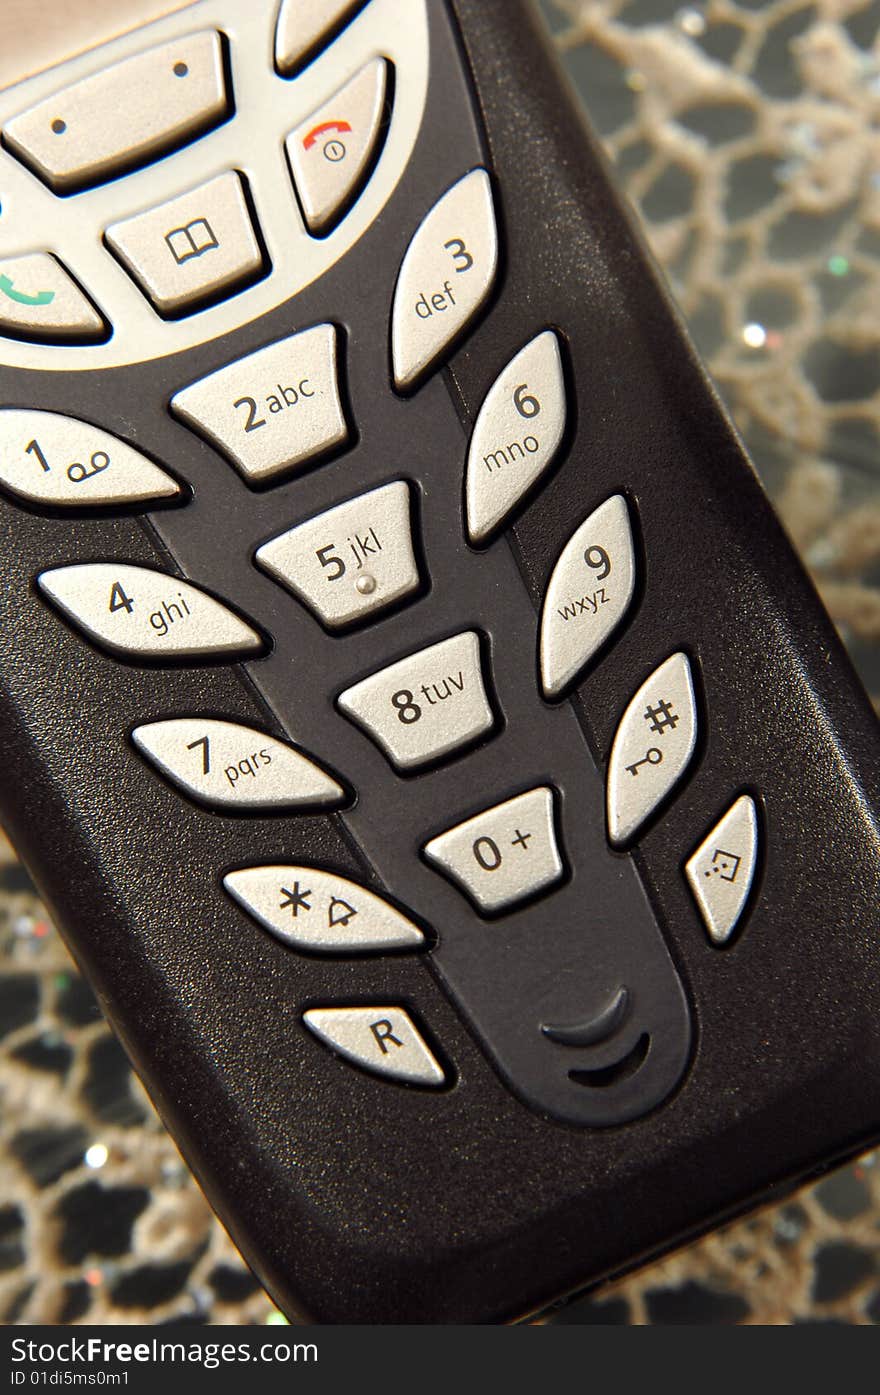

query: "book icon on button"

left=164, top=217, right=219, bottom=264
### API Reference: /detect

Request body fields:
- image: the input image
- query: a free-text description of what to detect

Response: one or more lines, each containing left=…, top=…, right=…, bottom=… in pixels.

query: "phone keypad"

left=11, top=0, right=746, bottom=1126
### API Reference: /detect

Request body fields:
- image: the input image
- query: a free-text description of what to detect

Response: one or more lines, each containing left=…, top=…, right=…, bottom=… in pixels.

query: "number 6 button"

left=466, top=331, right=567, bottom=544
left=423, top=787, right=564, bottom=914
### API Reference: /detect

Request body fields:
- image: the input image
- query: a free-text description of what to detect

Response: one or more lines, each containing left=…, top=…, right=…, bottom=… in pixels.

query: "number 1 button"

left=423, top=787, right=564, bottom=914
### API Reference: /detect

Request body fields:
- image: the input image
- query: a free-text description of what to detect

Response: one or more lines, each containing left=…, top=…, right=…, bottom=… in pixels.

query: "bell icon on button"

left=328, top=897, right=357, bottom=928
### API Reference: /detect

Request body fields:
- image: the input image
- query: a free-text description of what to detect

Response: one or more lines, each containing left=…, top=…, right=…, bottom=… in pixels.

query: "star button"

left=279, top=881, right=312, bottom=917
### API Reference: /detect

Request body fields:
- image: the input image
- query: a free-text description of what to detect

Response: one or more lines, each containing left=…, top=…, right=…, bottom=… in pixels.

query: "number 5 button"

left=256, top=481, right=420, bottom=630
left=423, top=787, right=564, bottom=914
left=391, top=168, right=498, bottom=391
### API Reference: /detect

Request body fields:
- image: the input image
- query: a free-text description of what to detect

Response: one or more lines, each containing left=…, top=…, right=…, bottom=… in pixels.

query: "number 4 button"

left=422, top=787, right=564, bottom=914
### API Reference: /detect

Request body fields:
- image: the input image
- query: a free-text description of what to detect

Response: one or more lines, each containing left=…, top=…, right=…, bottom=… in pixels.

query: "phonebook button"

left=105, top=172, right=263, bottom=318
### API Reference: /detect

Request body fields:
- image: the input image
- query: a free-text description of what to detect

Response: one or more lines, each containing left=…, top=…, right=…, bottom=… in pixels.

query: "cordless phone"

left=0, top=0, right=878, bottom=1324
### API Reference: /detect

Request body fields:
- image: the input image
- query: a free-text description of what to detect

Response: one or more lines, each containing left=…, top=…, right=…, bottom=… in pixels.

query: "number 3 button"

left=423, top=787, right=564, bottom=914
left=391, top=168, right=498, bottom=392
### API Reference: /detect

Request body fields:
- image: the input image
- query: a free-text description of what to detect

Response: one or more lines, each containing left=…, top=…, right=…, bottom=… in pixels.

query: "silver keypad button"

left=0, top=255, right=105, bottom=343
left=606, top=652, right=698, bottom=847
left=685, top=795, right=759, bottom=945
left=106, top=172, right=263, bottom=318
left=303, top=1006, right=444, bottom=1086
left=171, top=325, right=348, bottom=485
left=391, top=168, right=498, bottom=391
left=423, top=787, right=563, bottom=914
left=338, top=631, right=494, bottom=771
left=539, top=494, right=636, bottom=699
left=466, top=331, right=567, bottom=544
left=224, top=867, right=424, bottom=954
left=4, top=32, right=228, bottom=193
left=287, top=59, right=387, bottom=235
left=275, top=0, right=365, bottom=75
left=37, top=563, right=262, bottom=662
left=0, top=410, right=179, bottom=509
left=132, top=718, right=344, bottom=812
left=256, top=481, right=419, bottom=630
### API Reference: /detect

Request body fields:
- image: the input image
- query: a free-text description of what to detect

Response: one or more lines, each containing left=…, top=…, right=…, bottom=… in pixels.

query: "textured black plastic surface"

left=0, top=0, right=878, bottom=1324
